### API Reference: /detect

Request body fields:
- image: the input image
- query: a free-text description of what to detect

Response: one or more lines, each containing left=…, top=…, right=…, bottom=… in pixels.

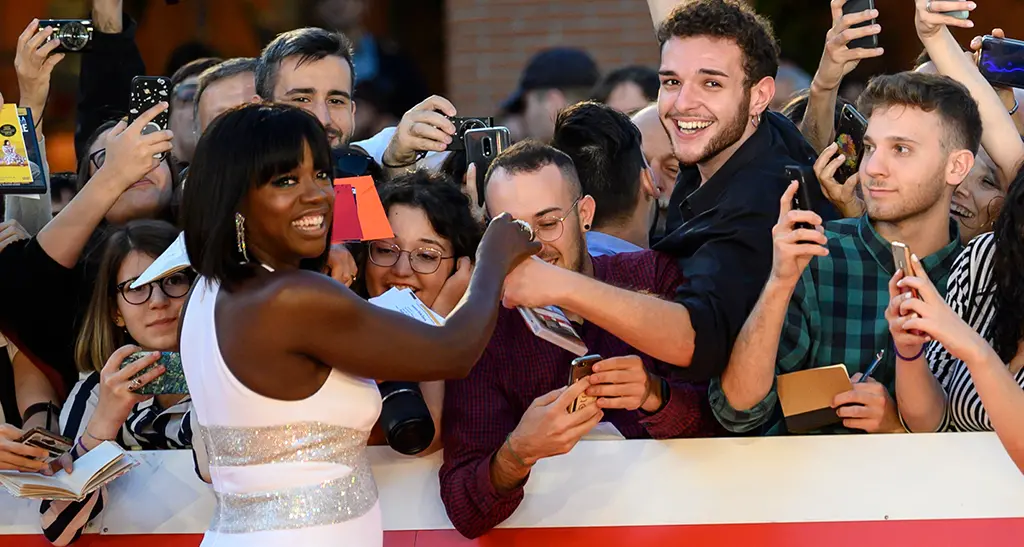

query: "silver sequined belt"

left=209, top=456, right=379, bottom=534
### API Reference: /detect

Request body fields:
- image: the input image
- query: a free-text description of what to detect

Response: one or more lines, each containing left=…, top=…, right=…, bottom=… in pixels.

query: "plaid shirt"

left=709, top=215, right=963, bottom=435
left=440, top=250, right=719, bottom=539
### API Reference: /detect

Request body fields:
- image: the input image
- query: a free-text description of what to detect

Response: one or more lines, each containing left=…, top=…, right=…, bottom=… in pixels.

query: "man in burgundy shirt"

left=440, top=141, right=717, bottom=539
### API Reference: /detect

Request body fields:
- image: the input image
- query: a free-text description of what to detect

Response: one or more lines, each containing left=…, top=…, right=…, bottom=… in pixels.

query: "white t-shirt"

left=351, top=127, right=450, bottom=173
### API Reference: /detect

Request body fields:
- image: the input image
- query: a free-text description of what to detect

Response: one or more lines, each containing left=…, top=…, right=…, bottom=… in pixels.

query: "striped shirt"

left=39, top=372, right=192, bottom=546
left=927, top=233, right=1024, bottom=432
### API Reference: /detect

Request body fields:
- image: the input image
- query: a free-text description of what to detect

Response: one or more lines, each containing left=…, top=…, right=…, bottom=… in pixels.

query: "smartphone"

left=842, top=0, right=878, bottom=50
left=891, top=242, right=920, bottom=299
left=128, top=76, right=171, bottom=134
left=119, top=351, right=188, bottom=395
left=978, top=36, right=1024, bottom=90
left=835, top=104, right=868, bottom=183
left=465, top=127, right=511, bottom=207
left=784, top=165, right=816, bottom=230
left=568, top=354, right=602, bottom=413
left=38, top=20, right=94, bottom=54
left=17, top=428, right=72, bottom=464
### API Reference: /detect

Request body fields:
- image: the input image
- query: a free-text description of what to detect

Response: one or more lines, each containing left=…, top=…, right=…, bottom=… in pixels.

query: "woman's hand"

left=0, top=424, right=51, bottom=474
left=88, top=345, right=165, bottom=441
left=477, top=212, right=541, bottom=272
left=814, top=142, right=865, bottom=218
left=885, top=269, right=931, bottom=360
left=970, top=28, right=1018, bottom=113
left=95, top=103, right=174, bottom=191
left=896, top=255, right=990, bottom=364
left=15, top=20, right=64, bottom=127
left=915, top=0, right=976, bottom=40
left=0, top=219, right=30, bottom=253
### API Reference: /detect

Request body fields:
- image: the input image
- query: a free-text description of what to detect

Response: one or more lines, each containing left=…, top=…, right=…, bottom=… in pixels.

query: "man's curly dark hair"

left=656, top=0, right=780, bottom=87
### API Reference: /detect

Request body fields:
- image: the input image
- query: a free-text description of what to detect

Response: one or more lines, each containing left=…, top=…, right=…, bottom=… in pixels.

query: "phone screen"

left=978, top=37, right=1024, bottom=90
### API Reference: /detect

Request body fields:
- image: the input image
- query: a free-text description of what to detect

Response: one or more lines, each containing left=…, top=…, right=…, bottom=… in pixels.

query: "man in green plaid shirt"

left=709, top=72, right=980, bottom=435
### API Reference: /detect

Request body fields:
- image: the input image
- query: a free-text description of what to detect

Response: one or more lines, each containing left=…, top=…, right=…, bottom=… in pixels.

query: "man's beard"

left=691, top=98, right=750, bottom=166
left=327, top=126, right=350, bottom=150
left=864, top=165, right=949, bottom=224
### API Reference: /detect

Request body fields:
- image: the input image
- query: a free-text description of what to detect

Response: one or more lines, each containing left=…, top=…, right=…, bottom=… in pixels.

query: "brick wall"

left=445, top=0, right=660, bottom=116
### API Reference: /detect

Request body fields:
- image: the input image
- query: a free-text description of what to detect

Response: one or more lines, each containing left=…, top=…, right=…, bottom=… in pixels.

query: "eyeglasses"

left=115, top=271, right=193, bottom=305
left=530, top=197, right=582, bottom=243
left=367, top=241, right=453, bottom=275
left=89, top=148, right=106, bottom=172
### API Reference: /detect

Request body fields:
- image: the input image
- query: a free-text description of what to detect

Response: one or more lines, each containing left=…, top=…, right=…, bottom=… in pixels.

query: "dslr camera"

left=446, top=116, right=493, bottom=152
left=39, top=20, right=94, bottom=53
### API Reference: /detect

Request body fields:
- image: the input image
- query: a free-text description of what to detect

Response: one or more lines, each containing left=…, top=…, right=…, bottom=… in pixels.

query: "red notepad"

left=331, top=184, right=362, bottom=243
left=334, top=176, right=394, bottom=241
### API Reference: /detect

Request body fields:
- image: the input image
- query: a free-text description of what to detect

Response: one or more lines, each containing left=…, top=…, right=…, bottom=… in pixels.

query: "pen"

left=858, top=349, right=886, bottom=383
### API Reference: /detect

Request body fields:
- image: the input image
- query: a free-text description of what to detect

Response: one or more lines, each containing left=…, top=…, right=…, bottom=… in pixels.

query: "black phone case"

left=465, top=127, right=510, bottom=207
left=785, top=166, right=816, bottom=230
left=842, top=0, right=877, bottom=50
left=978, top=36, right=1024, bottom=90
left=129, top=76, right=171, bottom=132
left=834, top=105, right=868, bottom=183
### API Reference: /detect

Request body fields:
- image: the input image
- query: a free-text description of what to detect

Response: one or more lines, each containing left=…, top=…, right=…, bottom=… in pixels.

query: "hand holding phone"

left=784, top=165, right=817, bottom=230
left=119, top=351, right=188, bottom=395
left=568, top=354, right=601, bottom=413
left=840, top=0, right=879, bottom=50
left=977, top=35, right=1024, bottom=90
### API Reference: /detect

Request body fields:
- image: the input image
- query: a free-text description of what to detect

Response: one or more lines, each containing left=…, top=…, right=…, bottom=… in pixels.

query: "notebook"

left=517, top=306, right=588, bottom=356
left=0, top=441, right=137, bottom=501
left=776, top=364, right=853, bottom=433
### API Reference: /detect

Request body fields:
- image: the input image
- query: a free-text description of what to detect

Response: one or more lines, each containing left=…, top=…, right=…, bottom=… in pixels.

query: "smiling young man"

left=711, top=72, right=977, bottom=435
left=440, top=141, right=717, bottom=539
left=501, top=0, right=836, bottom=382
left=255, top=27, right=356, bottom=150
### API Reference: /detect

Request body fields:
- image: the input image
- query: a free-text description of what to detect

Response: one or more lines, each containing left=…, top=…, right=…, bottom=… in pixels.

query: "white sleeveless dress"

left=180, top=277, right=384, bottom=546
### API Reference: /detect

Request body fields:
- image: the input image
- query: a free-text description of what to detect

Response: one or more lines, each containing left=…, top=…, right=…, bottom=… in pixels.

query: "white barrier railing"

left=2, top=432, right=1024, bottom=535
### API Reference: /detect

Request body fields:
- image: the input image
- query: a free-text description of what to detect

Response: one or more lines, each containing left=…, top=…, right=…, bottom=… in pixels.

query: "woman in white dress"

left=177, top=103, right=538, bottom=546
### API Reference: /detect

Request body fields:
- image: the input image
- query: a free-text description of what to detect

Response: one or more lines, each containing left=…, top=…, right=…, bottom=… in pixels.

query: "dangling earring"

left=751, top=112, right=762, bottom=127
left=235, top=212, right=250, bottom=263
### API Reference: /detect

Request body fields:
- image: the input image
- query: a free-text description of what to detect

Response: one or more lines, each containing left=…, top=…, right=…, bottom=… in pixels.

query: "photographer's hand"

left=15, top=20, right=64, bottom=132
left=382, top=95, right=457, bottom=174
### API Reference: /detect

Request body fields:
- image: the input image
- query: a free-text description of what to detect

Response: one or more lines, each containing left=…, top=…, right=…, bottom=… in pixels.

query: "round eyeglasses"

left=367, top=241, right=453, bottom=275
left=529, top=197, right=582, bottom=243
left=115, top=271, right=193, bottom=305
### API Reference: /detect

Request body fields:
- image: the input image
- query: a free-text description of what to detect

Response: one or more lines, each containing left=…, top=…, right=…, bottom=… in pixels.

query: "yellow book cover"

left=0, top=104, right=32, bottom=184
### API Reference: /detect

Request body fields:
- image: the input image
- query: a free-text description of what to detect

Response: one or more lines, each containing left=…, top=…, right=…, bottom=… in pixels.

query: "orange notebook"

left=334, top=176, right=394, bottom=241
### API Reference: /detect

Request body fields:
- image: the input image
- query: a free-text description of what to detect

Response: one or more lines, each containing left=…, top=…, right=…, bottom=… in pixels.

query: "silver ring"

left=925, top=0, right=932, bottom=12
left=514, top=219, right=535, bottom=241
left=128, top=378, right=143, bottom=392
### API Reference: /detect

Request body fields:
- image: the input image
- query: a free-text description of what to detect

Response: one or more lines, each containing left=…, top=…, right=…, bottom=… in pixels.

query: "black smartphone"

left=446, top=116, right=493, bottom=152
left=128, top=76, right=171, bottom=133
left=978, top=36, right=1024, bottom=90
left=834, top=104, right=868, bottom=183
left=785, top=165, right=816, bottom=230
left=568, top=354, right=602, bottom=413
left=38, top=20, right=94, bottom=54
left=464, top=127, right=511, bottom=207
left=841, top=0, right=878, bottom=50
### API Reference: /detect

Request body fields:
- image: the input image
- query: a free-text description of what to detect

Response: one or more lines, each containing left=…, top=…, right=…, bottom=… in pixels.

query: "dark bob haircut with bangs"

left=180, top=102, right=333, bottom=286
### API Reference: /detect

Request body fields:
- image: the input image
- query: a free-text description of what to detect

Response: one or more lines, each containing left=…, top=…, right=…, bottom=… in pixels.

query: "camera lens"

left=482, top=137, right=493, bottom=157
left=377, top=382, right=434, bottom=455
left=59, top=22, right=90, bottom=52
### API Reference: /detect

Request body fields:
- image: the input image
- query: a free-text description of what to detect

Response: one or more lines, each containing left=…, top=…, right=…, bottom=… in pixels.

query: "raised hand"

left=769, top=182, right=829, bottom=285
left=814, top=0, right=884, bottom=92
left=814, top=142, right=866, bottom=218
left=15, top=20, right=65, bottom=127
left=885, top=269, right=931, bottom=360
left=915, top=0, right=977, bottom=40
left=382, top=95, right=458, bottom=168
left=477, top=212, right=541, bottom=273
left=96, top=102, right=174, bottom=191
left=88, top=346, right=165, bottom=441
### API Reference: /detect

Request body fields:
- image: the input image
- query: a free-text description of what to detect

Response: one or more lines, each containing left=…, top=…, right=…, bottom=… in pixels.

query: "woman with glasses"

left=0, top=103, right=176, bottom=400
left=353, top=170, right=483, bottom=454
left=39, top=220, right=194, bottom=546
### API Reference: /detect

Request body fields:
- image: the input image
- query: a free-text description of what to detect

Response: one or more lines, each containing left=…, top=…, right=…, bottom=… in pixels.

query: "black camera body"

left=378, top=381, right=435, bottom=455
left=446, top=116, right=493, bottom=152
left=39, top=20, right=94, bottom=54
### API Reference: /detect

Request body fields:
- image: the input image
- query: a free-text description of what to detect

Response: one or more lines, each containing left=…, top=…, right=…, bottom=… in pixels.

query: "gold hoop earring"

left=235, top=212, right=250, bottom=263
